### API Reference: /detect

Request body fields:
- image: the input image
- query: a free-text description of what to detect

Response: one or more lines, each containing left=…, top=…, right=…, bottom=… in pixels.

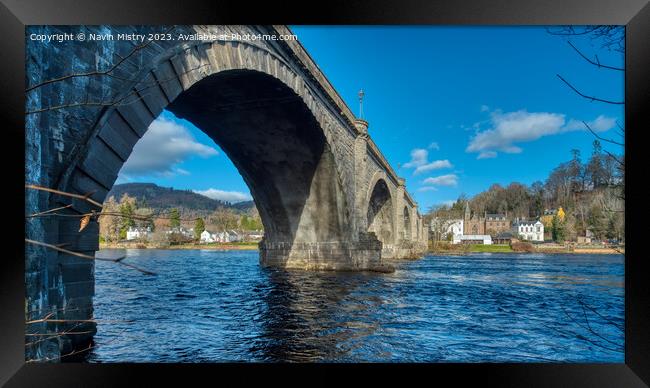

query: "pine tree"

left=170, top=208, right=180, bottom=228
left=118, top=194, right=136, bottom=239
left=551, top=214, right=566, bottom=243
left=194, top=218, right=205, bottom=239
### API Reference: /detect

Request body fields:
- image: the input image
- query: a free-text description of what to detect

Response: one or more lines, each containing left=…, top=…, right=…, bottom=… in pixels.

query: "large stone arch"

left=54, top=38, right=379, bottom=272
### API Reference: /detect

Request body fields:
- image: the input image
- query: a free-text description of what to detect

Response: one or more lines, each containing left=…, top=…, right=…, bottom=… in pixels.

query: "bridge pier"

left=259, top=234, right=393, bottom=272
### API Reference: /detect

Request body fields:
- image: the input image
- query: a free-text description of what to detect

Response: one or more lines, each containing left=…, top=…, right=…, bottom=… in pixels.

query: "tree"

left=135, top=207, right=155, bottom=232
left=529, top=181, right=545, bottom=217
left=588, top=205, right=607, bottom=240
left=169, top=208, right=181, bottom=228
left=551, top=214, right=566, bottom=243
left=569, top=149, right=585, bottom=193
left=194, top=218, right=205, bottom=239
left=99, top=196, right=121, bottom=242
left=118, top=194, right=136, bottom=239
left=210, top=208, right=239, bottom=231
left=586, top=140, right=606, bottom=189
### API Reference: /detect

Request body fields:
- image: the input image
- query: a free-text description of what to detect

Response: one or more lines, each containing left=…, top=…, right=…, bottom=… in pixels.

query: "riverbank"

left=429, top=242, right=624, bottom=255
left=99, top=242, right=260, bottom=250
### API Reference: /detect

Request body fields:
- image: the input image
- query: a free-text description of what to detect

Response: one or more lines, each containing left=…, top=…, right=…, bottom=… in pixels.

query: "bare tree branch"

left=25, top=62, right=210, bottom=115
left=25, top=238, right=156, bottom=275
left=582, top=121, right=625, bottom=147
left=567, top=41, right=624, bottom=71
left=25, top=26, right=177, bottom=93
left=25, top=184, right=102, bottom=208
left=556, top=74, right=624, bottom=105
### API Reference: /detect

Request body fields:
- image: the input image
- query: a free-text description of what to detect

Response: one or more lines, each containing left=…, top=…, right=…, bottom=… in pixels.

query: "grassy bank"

left=468, top=244, right=513, bottom=253
left=428, top=241, right=623, bottom=255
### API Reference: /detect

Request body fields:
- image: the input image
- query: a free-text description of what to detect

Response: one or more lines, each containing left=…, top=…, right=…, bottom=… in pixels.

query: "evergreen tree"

left=118, top=194, right=136, bottom=239
left=170, top=208, right=181, bottom=228
left=194, top=218, right=205, bottom=239
left=551, top=214, right=566, bottom=243
left=588, top=205, right=606, bottom=240
left=586, top=140, right=605, bottom=188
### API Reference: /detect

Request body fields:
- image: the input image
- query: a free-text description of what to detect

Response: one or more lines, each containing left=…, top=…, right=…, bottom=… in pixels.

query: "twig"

left=26, top=204, right=74, bottom=218
left=582, top=121, right=624, bottom=147
left=25, top=62, right=210, bottom=115
left=25, top=238, right=156, bottom=275
left=25, top=184, right=102, bottom=208
left=33, top=209, right=200, bottom=223
left=556, top=74, right=624, bottom=105
left=26, top=318, right=133, bottom=325
left=26, top=26, right=176, bottom=93
left=561, top=305, right=624, bottom=350
left=577, top=299, right=624, bottom=332
left=567, top=41, right=624, bottom=71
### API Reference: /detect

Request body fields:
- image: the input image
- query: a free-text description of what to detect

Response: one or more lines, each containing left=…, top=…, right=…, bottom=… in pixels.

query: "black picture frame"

left=3, top=0, right=648, bottom=386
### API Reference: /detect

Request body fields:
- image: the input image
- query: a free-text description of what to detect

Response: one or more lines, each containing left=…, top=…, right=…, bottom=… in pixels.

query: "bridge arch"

left=403, top=206, right=411, bottom=240
left=366, top=177, right=394, bottom=244
left=57, top=39, right=365, bottom=269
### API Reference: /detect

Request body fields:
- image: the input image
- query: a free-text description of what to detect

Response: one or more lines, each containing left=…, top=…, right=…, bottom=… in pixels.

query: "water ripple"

left=87, top=250, right=624, bottom=363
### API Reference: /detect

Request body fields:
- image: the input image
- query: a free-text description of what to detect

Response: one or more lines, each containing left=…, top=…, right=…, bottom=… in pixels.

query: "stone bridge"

left=25, top=25, right=427, bottom=360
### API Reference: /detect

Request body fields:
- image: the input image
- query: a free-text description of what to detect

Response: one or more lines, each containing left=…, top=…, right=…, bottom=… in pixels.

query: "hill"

left=106, top=183, right=255, bottom=214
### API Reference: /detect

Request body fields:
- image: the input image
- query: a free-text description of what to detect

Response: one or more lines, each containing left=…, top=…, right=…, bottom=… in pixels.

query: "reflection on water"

left=87, top=250, right=624, bottom=362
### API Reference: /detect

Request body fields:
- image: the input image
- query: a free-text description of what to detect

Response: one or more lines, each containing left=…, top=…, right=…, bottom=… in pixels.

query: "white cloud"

left=119, top=117, right=218, bottom=177
left=193, top=188, right=252, bottom=203
left=477, top=151, right=497, bottom=159
left=565, top=115, right=617, bottom=132
left=480, top=105, right=490, bottom=112
left=428, top=142, right=440, bottom=150
left=414, top=159, right=453, bottom=175
left=589, top=115, right=618, bottom=131
left=402, top=148, right=428, bottom=168
left=403, top=148, right=453, bottom=175
left=466, top=109, right=617, bottom=158
left=422, top=174, right=458, bottom=187
left=175, top=168, right=191, bottom=176
left=417, top=186, right=438, bottom=192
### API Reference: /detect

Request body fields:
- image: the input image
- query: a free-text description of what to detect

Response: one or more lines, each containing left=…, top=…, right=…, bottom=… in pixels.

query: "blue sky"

left=116, top=26, right=624, bottom=211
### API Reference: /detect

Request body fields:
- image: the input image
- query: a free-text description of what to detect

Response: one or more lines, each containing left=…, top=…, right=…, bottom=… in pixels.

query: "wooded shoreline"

left=99, top=242, right=259, bottom=250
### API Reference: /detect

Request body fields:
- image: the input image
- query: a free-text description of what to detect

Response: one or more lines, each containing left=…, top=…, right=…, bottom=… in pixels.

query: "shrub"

left=511, top=241, right=534, bottom=252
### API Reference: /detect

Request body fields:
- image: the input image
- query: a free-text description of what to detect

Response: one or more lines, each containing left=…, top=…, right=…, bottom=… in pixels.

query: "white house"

left=444, top=219, right=464, bottom=239
left=453, top=234, right=492, bottom=245
left=126, top=226, right=151, bottom=241
left=244, top=230, right=264, bottom=242
left=166, top=226, right=194, bottom=238
left=228, top=230, right=242, bottom=242
left=200, top=230, right=215, bottom=243
left=512, top=219, right=544, bottom=242
left=200, top=230, right=245, bottom=243
left=430, top=218, right=464, bottom=240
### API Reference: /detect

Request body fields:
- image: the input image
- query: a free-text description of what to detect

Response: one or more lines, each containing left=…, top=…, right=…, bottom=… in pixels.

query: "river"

left=87, top=249, right=624, bottom=362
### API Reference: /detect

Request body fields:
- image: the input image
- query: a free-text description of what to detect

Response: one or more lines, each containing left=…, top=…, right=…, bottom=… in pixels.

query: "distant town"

left=424, top=142, right=624, bottom=254
left=98, top=183, right=263, bottom=249
left=99, top=141, right=623, bottom=255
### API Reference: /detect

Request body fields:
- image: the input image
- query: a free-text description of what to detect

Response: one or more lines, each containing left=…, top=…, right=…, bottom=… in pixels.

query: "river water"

left=87, top=249, right=624, bottom=362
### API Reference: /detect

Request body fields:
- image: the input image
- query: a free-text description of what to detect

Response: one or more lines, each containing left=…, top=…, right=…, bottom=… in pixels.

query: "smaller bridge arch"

left=403, top=206, right=412, bottom=240
left=366, top=177, right=394, bottom=244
